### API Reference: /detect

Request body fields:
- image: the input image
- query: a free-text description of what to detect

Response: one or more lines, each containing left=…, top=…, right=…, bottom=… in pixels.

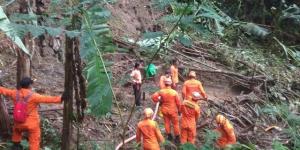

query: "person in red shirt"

left=182, top=71, right=207, bottom=100
left=136, top=108, right=165, bottom=150
left=0, top=77, right=65, bottom=150
left=151, top=78, right=181, bottom=144
left=130, top=62, right=142, bottom=106
left=180, top=92, right=201, bottom=144
left=214, top=114, right=237, bottom=148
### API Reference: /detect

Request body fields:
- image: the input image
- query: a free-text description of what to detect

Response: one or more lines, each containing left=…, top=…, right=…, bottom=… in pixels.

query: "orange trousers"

left=181, top=127, right=196, bottom=144
left=162, top=112, right=180, bottom=136
left=12, top=123, right=40, bottom=150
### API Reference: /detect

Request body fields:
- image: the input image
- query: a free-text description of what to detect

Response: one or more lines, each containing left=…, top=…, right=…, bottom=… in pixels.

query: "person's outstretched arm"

left=0, top=86, right=15, bottom=98
left=32, top=93, right=62, bottom=104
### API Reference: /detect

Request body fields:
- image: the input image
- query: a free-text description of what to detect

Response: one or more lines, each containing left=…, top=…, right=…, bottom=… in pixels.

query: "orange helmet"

left=189, top=71, right=196, bottom=77
left=164, top=77, right=172, bottom=85
left=144, top=108, right=154, bottom=118
left=191, top=92, right=201, bottom=101
left=216, top=114, right=226, bottom=125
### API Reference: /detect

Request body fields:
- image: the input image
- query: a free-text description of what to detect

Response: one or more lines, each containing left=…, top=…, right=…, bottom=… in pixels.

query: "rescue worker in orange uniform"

left=0, top=77, right=65, bottom=150
left=151, top=78, right=181, bottom=144
left=214, top=114, right=237, bottom=149
left=182, top=71, right=207, bottom=100
left=136, top=108, right=165, bottom=150
left=180, top=92, right=201, bottom=144
left=130, top=62, right=142, bottom=107
left=170, top=59, right=179, bottom=89
left=159, top=70, right=172, bottom=89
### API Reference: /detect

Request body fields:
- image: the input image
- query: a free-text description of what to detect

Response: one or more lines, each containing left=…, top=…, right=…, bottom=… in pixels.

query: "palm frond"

left=0, top=7, right=30, bottom=55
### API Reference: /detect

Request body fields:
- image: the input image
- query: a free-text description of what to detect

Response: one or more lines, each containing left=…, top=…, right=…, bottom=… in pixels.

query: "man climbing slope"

left=130, top=62, right=142, bottom=107
left=136, top=108, right=165, bottom=150
left=170, top=59, right=179, bottom=89
left=151, top=78, right=181, bottom=144
left=159, top=70, right=172, bottom=89
left=214, top=114, right=237, bottom=149
left=0, top=77, right=65, bottom=150
left=182, top=71, right=207, bottom=100
left=180, top=92, right=201, bottom=144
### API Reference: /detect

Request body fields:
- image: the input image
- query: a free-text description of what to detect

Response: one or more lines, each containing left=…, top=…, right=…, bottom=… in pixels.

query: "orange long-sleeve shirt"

left=151, top=87, right=181, bottom=114
left=0, top=87, right=61, bottom=125
left=182, top=79, right=207, bottom=100
left=215, top=121, right=237, bottom=148
left=180, top=100, right=200, bottom=129
left=136, top=119, right=164, bottom=150
left=170, top=65, right=179, bottom=84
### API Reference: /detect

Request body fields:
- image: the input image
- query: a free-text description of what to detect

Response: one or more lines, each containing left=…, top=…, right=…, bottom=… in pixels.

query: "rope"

left=115, top=102, right=160, bottom=150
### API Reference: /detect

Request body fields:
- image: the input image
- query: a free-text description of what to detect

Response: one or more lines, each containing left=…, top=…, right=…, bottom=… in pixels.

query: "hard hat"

left=216, top=114, right=226, bottom=125
left=191, top=92, right=201, bottom=101
left=189, top=71, right=196, bottom=77
left=164, top=77, right=172, bottom=85
left=144, top=108, right=154, bottom=118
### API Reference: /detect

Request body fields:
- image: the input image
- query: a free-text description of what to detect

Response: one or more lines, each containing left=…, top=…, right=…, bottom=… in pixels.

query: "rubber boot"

left=167, top=134, right=173, bottom=141
left=11, top=142, right=22, bottom=150
left=174, top=135, right=180, bottom=145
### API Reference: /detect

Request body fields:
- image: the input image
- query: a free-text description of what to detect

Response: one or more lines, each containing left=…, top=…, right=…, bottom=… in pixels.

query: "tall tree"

left=17, top=0, right=34, bottom=85
left=61, top=1, right=81, bottom=149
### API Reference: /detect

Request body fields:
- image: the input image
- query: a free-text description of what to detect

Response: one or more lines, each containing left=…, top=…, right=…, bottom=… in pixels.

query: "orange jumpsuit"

left=151, top=87, right=181, bottom=136
left=159, top=75, right=171, bottom=89
left=182, top=79, right=207, bottom=100
left=180, top=100, right=200, bottom=144
left=170, top=65, right=179, bottom=85
left=215, top=121, right=237, bottom=148
left=136, top=119, right=164, bottom=150
left=0, top=87, right=61, bottom=150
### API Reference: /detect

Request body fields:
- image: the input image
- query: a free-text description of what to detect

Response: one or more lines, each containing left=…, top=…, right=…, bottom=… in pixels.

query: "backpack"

left=13, top=91, right=33, bottom=123
left=146, top=63, right=157, bottom=78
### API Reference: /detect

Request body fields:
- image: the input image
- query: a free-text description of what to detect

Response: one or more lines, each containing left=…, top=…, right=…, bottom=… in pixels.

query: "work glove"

left=61, top=91, right=67, bottom=102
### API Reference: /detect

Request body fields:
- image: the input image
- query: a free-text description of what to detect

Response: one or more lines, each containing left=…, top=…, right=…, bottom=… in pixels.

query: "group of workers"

left=132, top=60, right=237, bottom=149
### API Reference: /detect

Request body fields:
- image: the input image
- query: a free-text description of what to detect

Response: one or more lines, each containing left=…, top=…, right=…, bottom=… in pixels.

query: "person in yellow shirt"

left=214, top=114, right=237, bottom=149
left=152, top=78, right=181, bottom=144
left=180, top=92, right=201, bottom=144
left=136, top=108, right=165, bottom=150
left=182, top=71, right=207, bottom=101
left=170, top=59, right=179, bottom=89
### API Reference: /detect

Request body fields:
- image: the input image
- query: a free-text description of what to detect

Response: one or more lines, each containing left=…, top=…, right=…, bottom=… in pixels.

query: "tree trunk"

left=0, top=96, right=11, bottom=139
left=17, top=48, right=31, bottom=85
left=17, top=0, right=32, bottom=84
left=61, top=35, right=75, bottom=150
left=61, top=0, right=81, bottom=149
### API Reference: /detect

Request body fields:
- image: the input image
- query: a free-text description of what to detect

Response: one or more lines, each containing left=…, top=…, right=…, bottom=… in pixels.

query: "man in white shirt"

left=130, top=62, right=142, bottom=107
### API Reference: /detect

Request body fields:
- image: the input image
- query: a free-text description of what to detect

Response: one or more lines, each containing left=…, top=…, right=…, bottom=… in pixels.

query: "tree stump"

left=0, top=96, right=11, bottom=139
